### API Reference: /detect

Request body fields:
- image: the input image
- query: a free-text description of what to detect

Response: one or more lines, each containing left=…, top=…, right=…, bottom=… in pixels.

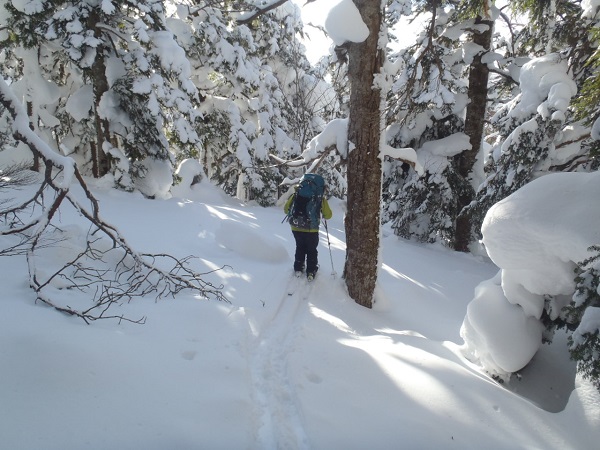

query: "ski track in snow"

left=249, top=275, right=311, bottom=450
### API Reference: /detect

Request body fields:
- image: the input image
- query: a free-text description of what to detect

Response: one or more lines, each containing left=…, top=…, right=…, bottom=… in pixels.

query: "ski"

left=287, top=273, right=302, bottom=296
left=286, top=272, right=316, bottom=297
left=302, top=278, right=316, bottom=300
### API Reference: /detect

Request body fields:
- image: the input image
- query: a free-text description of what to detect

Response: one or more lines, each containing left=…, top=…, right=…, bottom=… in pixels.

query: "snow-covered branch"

left=236, top=0, right=289, bottom=25
left=0, top=81, right=76, bottom=188
left=0, top=79, right=227, bottom=324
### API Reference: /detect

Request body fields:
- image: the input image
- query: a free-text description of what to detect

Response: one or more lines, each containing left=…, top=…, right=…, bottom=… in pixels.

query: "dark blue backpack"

left=287, top=173, right=325, bottom=230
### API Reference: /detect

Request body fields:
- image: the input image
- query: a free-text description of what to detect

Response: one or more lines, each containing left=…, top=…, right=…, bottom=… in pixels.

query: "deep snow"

left=0, top=176, right=598, bottom=449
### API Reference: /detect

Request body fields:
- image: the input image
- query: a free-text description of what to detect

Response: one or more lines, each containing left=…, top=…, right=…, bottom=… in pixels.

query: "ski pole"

left=323, top=219, right=337, bottom=278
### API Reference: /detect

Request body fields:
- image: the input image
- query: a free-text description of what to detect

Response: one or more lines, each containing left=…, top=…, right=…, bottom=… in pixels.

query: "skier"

left=284, top=176, right=332, bottom=281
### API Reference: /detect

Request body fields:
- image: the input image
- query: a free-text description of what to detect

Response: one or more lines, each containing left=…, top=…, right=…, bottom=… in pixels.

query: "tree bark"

left=26, top=100, right=40, bottom=171
left=88, top=8, right=111, bottom=178
left=454, top=16, right=493, bottom=252
left=343, top=0, right=384, bottom=309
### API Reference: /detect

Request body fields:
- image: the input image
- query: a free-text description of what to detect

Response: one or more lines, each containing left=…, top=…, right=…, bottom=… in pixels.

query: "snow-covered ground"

left=0, top=178, right=598, bottom=449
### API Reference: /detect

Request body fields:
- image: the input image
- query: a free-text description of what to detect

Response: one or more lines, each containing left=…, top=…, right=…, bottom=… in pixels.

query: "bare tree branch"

left=0, top=79, right=227, bottom=324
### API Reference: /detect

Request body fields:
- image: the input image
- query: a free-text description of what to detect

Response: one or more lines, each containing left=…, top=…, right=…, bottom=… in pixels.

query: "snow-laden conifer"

left=3, top=0, right=201, bottom=197
left=168, top=1, right=331, bottom=206
left=567, top=246, right=600, bottom=390
left=384, top=4, right=471, bottom=245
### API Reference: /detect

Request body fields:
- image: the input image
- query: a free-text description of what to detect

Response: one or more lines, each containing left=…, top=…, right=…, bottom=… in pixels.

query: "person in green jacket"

left=284, top=190, right=332, bottom=280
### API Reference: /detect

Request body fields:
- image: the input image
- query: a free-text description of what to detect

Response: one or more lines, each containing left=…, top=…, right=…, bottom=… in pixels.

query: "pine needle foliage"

left=565, top=246, right=600, bottom=389
left=572, top=27, right=600, bottom=169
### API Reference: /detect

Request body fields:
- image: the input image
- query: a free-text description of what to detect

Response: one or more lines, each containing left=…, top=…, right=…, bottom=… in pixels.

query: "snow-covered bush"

left=461, top=171, right=600, bottom=387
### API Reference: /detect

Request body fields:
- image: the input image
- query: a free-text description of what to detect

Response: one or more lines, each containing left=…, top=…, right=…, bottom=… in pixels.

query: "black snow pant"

left=292, top=230, right=319, bottom=274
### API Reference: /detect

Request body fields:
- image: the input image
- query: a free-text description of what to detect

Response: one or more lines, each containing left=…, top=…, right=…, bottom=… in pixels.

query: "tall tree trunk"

left=26, top=101, right=40, bottom=171
left=454, top=16, right=493, bottom=252
left=88, top=8, right=110, bottom=178
left=343, top=0, right=384, bottom=309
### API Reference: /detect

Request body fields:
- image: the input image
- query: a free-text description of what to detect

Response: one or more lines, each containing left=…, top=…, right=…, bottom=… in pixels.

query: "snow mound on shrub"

left=461, top=171, right=600, bottom=378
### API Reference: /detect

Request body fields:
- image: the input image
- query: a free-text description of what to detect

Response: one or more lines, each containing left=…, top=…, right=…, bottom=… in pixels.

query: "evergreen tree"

left=385, top=2, right=473, bottom=246
left=463, top=1, right=599, bottom=242
left=172, top=1, right=325, bottom=205
left=2, top=0, right=201, bottom=197
left=564, top=246, right=600, bottom=390
left=551, top=6, right=600, bottom=391
left=574, top=27, right=600, bottom=170
left=463, top=55, right=576, bottom=238
left=387, top=1, right=599, bottom=250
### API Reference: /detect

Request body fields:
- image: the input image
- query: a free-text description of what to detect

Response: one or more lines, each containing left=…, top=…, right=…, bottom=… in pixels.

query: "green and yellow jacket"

left=284, top=194, right=332, bottom=233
